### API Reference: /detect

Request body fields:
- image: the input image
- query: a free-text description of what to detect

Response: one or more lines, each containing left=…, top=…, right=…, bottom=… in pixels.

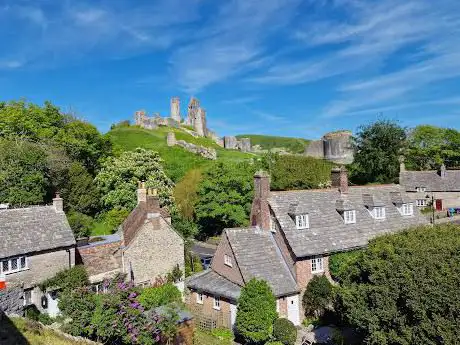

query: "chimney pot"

left=53, top=193, right=64, bottom=212
left=440, top=163, right=447, bottom=178
left=137, top=182, right=147, bottom=204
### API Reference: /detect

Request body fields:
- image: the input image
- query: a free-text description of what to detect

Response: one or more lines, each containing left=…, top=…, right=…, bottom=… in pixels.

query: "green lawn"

left=108, top=126, right=255, bottom=182
left=236, top=134, right=310, bottom=154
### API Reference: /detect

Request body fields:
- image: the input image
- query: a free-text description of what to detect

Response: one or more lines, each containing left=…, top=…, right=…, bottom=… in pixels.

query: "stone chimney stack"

left=399, top=156, right=406, bottom=172
left=331, top=166, right=348, bottom=194
left=146, top=188, right=160, bottom=211
left=137, top=181, right=147, bottom=204
left=440, top=163, right=447, bottom=178
left=53, top=193, right=64, bottom=212
left=250, top=170, right=271, bottom=231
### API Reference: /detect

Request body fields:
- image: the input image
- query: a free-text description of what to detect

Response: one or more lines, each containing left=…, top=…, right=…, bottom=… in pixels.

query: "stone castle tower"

left=170, top=97, right=181, bottom=122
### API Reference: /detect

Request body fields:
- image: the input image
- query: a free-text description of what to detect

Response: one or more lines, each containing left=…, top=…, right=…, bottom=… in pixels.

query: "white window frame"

left=270, top=218, right=277, bottom=233
left=295, top=214, right=309, bottom=229
left=416, top=199, right=427, bottom=207
left=311, top=257, right=324, bottom=273
left=416, top=187, right=426, bottom=193
left=372, top=207, right=386, bottom=219
left=213, top=296, right=221, bottom=310
left=23, top=289, right=32, bottom=306
left=224, top=254, right=232, bottom=267
left=196, top=292, right=204, bottom=305
left=401, top=203, right=414, bottom=216
left=344, top=210, right=356, bottom=224
left=0, top=256, right=28, bottom=275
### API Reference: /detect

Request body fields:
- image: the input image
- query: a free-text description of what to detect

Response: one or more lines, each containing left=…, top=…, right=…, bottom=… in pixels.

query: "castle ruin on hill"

left=305, top=130, right=354, bottom=164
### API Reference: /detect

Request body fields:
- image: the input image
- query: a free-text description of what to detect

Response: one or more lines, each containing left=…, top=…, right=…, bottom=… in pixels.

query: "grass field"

left=236, top=134, right=310, bottom=154
left=108, top=126, right=255, bottom=182
left=0, top=317, right=88, bottom=345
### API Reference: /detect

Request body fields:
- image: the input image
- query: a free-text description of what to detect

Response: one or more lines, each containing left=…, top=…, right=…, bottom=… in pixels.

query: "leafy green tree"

left=302, top=275, right=334, bottom=317
left=99, top=208, right=130, bottom=233
left=95, top=148, right=174, bottom=212
left=40, top=265, right=89, bottom=292
left=235, top=279, right=277, bottom=344
left=329, top=250, right=363, bottom=283
left=351, top=120, right=406, bottom=184
left=0, top=139, right=49, bottom=206
left=336, top=224, right=460, bottom=345
left=273, top=318, right=297, bottom=345
left=67, top=211, right=94, bottom=238
left=195, top=161, right=255, bottom=238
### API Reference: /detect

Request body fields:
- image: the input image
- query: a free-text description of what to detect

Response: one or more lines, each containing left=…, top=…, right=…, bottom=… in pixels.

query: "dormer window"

left=344, top=210, right=356, bottom=224
left=295, top=214, right=309, bottom=229
left=401, top=203, right=413, bottom=216
left=416, top=187, right=426, bottom=193
left=373, top=207, right=386, bottom=219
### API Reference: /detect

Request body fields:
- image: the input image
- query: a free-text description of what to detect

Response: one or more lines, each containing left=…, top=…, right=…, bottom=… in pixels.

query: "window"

left=373, top=207, right=386, bottom=219
left=270, top=219, right=277, bottom=233
left=224, top=254, right=232, bottom=267
left=23, top=290, right=32, bottom=306
left=311, top=257, right=324, bottom=273
left=344, top=210, right=356, bottom=224
left=213, top=296, right=221, bottom=310
left=0, top=256, right=27, bottom=274
left=401, top=203, right=414, bottom=216
left=196, top=292, right=204, bottom=304
left=295, top=214, right=309, bottom=229
left=416, top=187, right=426, bottom=193
left=416, top=199, right=427, bottom=207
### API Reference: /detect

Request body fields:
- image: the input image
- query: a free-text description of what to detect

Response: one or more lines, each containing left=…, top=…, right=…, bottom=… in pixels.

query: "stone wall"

left=305, top=130, right=354, bottom=164
left=224, top=136, right=251, bottom=152
left=166, top=133, right=217, bottom=160
left=0, top=286, right=24, bottom=316
left=188, top=291, right=233, bottom=330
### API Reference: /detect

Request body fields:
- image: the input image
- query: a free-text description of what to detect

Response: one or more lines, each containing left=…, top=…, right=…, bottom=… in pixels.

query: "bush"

left=265, top=342, right=284, bottom=345
left=67, top=211, right=94, bottom=238
left=235, top=279, right=277, bottom=344
left=302, top=275, right=333, bottom=317
left=40, top=265, right=89, bottom=293
left=38, top=313, right=54, bottom=325
left=273, top=318, right=297, bottom=345
left=329, top=250, right=363, bottom=283
left=100, top=208, right=130, bottom=233
left=138, top=283, right=182, bottom=309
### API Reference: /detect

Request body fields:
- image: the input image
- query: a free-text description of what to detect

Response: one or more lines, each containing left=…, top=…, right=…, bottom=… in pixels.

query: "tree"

left=195, top=161, right=255, bottom=238
left=0, top=139, right=49, bottom=206
left=336, top=224, right=460, bottom=345
left=95, top=148, right=174, bottom=212
left=235, top=279, right=277, bottom=344
left=329, top=250, right=363, bottom=283
left=302, top=275, right=334, bottom=317
left=67, top=211, right=94, bottom=238
left=351, top=120, right=406, bottom=184
left=273, top=318, right=297, bottom=345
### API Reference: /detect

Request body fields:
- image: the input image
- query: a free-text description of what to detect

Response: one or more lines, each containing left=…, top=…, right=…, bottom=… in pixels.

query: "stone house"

left=77, top=184, right=185, bottom=290
left=186, top=168, right=429, bottom=328
left=399, top=163, right=460, bottom=210
left=0, top=195, right=76, bottom=316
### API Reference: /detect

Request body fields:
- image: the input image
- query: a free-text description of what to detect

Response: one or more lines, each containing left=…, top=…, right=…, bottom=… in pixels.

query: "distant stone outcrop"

left=224, top=136, right=252, bottom=152
left=166, top=132, right=216, bottom=160
left=305, top=130, right=354, bottom=164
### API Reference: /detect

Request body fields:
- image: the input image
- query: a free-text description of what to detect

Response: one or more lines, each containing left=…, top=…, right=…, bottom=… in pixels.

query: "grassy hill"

left=108, top=126, right=255, bottom=182
left=236, top=134, right=310, bottom=154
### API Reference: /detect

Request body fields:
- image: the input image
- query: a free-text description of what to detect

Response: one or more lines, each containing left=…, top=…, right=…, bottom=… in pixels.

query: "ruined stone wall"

left=305, top=140, right=324, bottom=158
left=176, top=140, right=217, bottom=160
left=238, top=138, right=251, bottom=152
left=224, top=136, right=238, bottom=149
left=224, top=136, right=251, bottom=152
left=170, top=97, right=181, bottom=122
left=304, top=130, right=354, bottom=164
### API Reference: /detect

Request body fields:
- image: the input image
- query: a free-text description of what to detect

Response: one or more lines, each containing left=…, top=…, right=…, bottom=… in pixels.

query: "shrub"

left=67, top=211, right=94, bottom=238
left=273, top=318, right=297, bottom=345
left=100, top=208, right=130, bottom=233
left=329, top=250, right=363, bottom=283
left=265, top=342, right=283, bottom=345
left=138, top=283, right=182, bottom=309
left=38, top=313, right=53, bottom=325
left=235, top=279, right=277, bottom=344
left=40, top=265, right=89, bottom=293
left=302, top=275, right=333, bottom=317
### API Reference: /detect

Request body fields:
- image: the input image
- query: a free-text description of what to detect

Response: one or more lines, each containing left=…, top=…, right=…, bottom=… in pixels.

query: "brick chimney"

left=146, top=188, right=160, bottom=211
left=399, top=156, right=406, bottom=172
left=250, top=170, right=271, bottom=230
left=53, top=193, right=64, bottom=212
left=331, top=166, right=348, bottom=194
left=440, top=163, right=447, bottom=178
left=137, top=181, right=147, bottom=204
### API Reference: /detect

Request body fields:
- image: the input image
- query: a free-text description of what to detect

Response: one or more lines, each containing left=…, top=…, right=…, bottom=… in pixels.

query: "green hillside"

left=108, top=126, right=255, bottom=182
left=236, top=134, right=310, bottom=154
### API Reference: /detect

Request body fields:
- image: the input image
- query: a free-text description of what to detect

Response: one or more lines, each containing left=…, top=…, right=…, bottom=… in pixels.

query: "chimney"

left=331, top=166, right=348, bottom=194
left=250, top=170, right=271, bottom=230
left=53, top=193, right=64, bottom=212
left=137, top=181, right=147, bottom=204
left=146, top=188, right=160, bottom=211
left=399, top=156, right=406, bottom=172
left=440, top=163, right=447, bottom=178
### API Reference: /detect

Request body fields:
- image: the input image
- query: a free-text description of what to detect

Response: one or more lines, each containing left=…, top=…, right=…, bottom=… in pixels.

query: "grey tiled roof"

left=186, top=270, right=241, bottom=301
left=269, top=185, right=429, bottom=258
left=0, top=206, right=76, bottom=258
left=400, top=170, right=460, bottom=191
left=226, top=227, right=298, bottom=297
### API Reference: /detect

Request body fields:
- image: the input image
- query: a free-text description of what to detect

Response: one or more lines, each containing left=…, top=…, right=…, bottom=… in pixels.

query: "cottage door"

left=46, top=291, right=60, bottom=317
left=287, top=295, right=300, bottom=326
left=230, top=303, right=237, bottom=329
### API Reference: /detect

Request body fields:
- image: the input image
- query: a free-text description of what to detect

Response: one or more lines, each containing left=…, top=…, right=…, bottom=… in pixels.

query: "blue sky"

left=1, top=0, right=460, bottom=138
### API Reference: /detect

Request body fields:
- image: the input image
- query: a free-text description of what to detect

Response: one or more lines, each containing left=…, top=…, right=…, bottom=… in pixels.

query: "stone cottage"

left=0, top=195, right=76, bottom=316
left=186, top=168, right=429, bottom=328
left=399, top=163, right=460, bottom=210
left=77, top=184, right=185, bottom=290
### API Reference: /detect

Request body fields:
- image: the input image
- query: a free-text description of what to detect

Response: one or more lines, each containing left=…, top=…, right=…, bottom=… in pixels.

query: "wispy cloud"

left=221, top=96, right=259, bottom=105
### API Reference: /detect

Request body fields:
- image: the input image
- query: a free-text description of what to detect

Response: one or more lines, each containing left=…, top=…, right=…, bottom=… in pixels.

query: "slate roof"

left=400, top=170, right=460, bottom=192
left=0, top=206, right=76, bottom=259
left=225, top=227, right=298, bottom=297
left=269, top=185, right=429, bottom=258
left=186, top=270, right=241, bottom=301
left=77, top=234, right=122, bottom=277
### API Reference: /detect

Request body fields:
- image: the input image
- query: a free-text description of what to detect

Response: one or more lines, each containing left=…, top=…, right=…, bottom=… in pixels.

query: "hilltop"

left=236, top=134, right=310, bottom=154
left=108, top=125, right=255, bottom=182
